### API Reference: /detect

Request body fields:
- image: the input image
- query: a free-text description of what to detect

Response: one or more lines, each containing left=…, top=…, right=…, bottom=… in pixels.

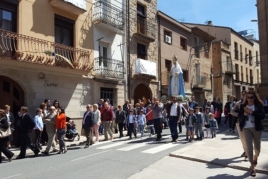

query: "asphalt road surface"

left=0, top=124, right=229, bottom=179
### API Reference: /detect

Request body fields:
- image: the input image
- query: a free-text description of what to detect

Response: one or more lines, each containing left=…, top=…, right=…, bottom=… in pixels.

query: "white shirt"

left=6, top=112, right=10, bottom=122
left=170, top=102, right=178, bottom=116
left=244, top=105, right=255, bottom=128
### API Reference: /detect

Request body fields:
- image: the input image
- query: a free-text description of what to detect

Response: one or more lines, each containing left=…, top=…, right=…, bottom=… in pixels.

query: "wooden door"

left=0, top=76, right=24, bottom=146
left=134, top=84, right=151, bottom=104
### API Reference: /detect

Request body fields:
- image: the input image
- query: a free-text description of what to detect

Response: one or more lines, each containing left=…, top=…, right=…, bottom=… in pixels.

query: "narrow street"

left=0, top=125, right=229, bottom=179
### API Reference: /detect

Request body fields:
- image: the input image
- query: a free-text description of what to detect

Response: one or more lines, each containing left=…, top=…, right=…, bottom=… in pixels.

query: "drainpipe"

left=127, top=0, right=131, bottom=102
left=158, top=14, right=162, bottom=97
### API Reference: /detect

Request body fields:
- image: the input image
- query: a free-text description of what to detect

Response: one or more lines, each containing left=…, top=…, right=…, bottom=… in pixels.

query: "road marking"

left=1, top=174, right=23, bottom=179
left=141, top=143, right=178, bottom=154
left=117, top=143, right=148, bottom=151
left=71, top=150, right=110, bottom=162
left=96, top=140, right=129, bottom=149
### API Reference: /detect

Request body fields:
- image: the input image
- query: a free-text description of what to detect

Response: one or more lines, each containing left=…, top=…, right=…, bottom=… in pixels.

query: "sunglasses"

left=247, top=96, right=254, bottom=99
left=86, top=107, right=90, bottom=108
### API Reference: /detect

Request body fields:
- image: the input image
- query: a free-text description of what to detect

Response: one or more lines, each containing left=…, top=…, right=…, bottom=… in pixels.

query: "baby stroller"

left=65, top=119, right=80, bottom=142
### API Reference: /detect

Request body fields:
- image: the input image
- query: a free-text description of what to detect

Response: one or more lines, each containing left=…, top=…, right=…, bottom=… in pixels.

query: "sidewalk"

left=9, top=130, right=128, bottom=157
left=169, top=129, right=268, bottom=175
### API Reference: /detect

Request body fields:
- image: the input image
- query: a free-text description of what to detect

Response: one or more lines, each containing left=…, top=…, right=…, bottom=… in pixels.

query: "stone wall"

left=128, top=0, right=159, bottom=101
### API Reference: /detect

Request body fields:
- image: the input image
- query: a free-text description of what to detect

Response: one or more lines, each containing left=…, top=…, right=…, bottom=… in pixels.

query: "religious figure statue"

left=168, top=55, right=186, bottom=97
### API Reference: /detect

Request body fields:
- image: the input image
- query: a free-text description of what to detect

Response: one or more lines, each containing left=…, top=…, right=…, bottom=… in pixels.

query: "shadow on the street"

left=206, top=157, right=243, bottom=169
left=206, top=172, right=253, bottom=179
left=221, top=136, right=240, bottom=140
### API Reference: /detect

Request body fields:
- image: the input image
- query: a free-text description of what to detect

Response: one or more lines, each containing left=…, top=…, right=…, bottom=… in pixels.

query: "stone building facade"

left=158, top=12, right=215, bottom=106
left=257, top=0, right=268, bottom=99
left=127, top=0, right=159, bottom=103
left=212, top=41, right=233, bottom=106
left=185, top=23, right=260, bottom=100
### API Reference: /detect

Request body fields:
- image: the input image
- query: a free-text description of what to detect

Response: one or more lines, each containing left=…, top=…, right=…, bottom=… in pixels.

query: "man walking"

left=101, top=102, right=113, bottom=141
left=151, top=98, right=164, bottom=141
left=42, top=106, right=58, bottom=155
left=166, top=97, right=181, bottom=142
left=16, top=106, right=40, bottom=159
left=83, top=105, right=94, bottom=148
left=116, top=105, right=126, bottom=138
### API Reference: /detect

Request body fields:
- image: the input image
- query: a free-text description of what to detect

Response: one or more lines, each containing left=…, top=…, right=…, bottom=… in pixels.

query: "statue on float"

left=168, top=55, right=186, bottom=97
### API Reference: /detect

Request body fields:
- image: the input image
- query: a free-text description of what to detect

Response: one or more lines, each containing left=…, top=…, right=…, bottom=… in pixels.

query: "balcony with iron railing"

left=134, top=16, right=156, bottom=42
left=250, top=76, right=254, bottom=84
left=94, top=57, right=124, bottom=79
left=223, top=61, right=235, bottom=74
left=249, top=56, right=253, bottom=66
left=193, top=75, right=206, bottom=88
left=93, top=0, right=125, bottom=32
left=0, top=29, right=92, bottom=74
left=234, top=49, right=239, bottom=60
left=49, top=0, right=86, bottom=15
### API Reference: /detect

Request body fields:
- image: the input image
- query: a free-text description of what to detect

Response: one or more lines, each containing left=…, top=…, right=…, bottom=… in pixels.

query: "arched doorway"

left=0, top=76, right=25, bottom=146
left=134, top=84, right=151, bottom=104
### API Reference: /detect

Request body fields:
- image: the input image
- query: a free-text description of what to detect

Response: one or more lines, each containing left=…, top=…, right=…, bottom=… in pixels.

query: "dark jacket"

left=20, top=113, right=35, bottom=133
left=238, top=103, right=265, bottom=131
left=166, top=102, right=181, bottom=120
left=115, top=110, right=126, bottom=123
left=185, top=114, right=197, bottom=126
left=82, top=111, right=94, bottom=130
left=0, top=117, right=9, bottom=141
left=188, top=101, right=198, bottom=110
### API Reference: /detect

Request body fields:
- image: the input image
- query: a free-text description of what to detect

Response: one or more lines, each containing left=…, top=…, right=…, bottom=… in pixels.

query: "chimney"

left=207, top=20, right=213, bottom=26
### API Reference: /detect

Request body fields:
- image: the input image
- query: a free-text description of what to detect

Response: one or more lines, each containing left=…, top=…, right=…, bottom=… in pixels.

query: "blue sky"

left=157, top=0, right=259, bottom=39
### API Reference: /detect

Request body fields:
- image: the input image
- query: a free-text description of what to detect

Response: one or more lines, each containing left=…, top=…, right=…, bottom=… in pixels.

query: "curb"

left=169, top=153, right=268, bottom=175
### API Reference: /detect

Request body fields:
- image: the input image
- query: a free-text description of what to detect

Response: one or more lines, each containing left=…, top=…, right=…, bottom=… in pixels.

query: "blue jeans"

left=169, top=116, right=179, bottom=140
left=138, top=125, right=145, bottom=137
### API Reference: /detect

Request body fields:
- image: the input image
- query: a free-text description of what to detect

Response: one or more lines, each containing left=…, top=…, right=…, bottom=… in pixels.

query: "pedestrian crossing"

left=90, top=135, right=183, bottom=155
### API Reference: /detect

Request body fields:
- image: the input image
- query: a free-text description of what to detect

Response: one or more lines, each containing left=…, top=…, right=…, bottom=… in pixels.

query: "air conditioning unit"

left=165, top=35, right=171, bottom=44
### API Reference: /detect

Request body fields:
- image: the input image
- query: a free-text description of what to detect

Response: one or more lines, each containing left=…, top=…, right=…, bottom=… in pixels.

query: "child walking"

left=204, top=107, right=211, bottom=138
left=137, top=109, right=146, bottom=138
left=209, top=113, right=218, bottom=138
left=185, top=108, right=197, bottom=142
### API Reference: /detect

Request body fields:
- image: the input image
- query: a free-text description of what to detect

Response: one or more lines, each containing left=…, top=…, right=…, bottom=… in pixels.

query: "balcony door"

left=0, top=2, right=17, bottom=58
left=0, top=76, right=24, bottom=146
left=195, top=63, right=200, bottom=84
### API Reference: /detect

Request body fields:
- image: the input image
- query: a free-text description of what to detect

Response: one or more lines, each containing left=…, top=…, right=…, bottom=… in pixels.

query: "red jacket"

left=101, top=108, right=113, bottom=121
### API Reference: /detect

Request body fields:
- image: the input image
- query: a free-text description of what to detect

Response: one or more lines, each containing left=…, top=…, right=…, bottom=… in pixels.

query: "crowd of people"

left=0, top=90, right=266, bottom=177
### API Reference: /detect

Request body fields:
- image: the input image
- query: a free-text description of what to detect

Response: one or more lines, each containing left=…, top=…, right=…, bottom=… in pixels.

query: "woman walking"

left=93, top=104, right=101, bottom=142
left=56, top=107, right=67, bottom=154
left=238, top=90, right=265, bottom=177
left=0, top=109, right=15, bottom=163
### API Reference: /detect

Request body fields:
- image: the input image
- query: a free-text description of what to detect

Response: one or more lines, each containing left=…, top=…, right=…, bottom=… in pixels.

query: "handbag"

left=0, top=127, right=12, bottom=138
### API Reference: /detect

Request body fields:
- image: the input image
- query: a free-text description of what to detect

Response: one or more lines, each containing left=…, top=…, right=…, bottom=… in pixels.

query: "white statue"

left=168, top=55, right=185, bottom=97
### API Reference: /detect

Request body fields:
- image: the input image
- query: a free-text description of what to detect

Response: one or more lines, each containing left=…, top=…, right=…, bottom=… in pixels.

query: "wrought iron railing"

left=250, top=76, right=254, bottom=84
left=93, top=0, right=124, bottom=30
left=194, top=75, right=206, bottom=86
left=245, top=55, right=248, bottom=64
left=234, top=49, right=239, bottom=60
left=249, top=56, right=253, bottom=66
left=136, top=16, right=156, bottom=39
left=0, top=28, right=92, bottom=71
left=94, top=57, right=124, bottom=79
left=224, top=60, right=233, bottom=73
left=161, top=71, right=169, bottom=86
